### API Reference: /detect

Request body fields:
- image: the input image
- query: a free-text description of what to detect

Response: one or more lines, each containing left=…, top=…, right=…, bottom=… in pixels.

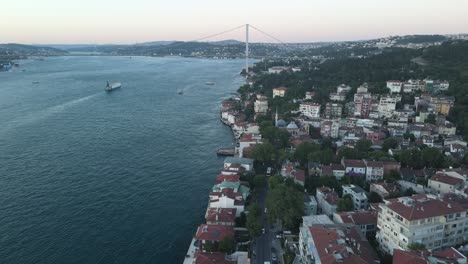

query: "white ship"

left=105, top=81, right=121, bottom=92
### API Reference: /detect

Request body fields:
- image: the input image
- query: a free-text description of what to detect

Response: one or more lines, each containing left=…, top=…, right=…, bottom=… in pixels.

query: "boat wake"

left=0, top=93, right=100, bottom=136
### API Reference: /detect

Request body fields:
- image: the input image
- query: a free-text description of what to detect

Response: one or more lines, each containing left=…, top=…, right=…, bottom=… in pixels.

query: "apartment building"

left=343, top=184, right=369, bottom=210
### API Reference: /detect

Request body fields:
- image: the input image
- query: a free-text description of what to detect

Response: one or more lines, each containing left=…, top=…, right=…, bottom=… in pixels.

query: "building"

left=316, top=187, right=339, bottom=219
left=193, top=252, right=235, bottom=264
left=223, top=157, right=254, bottom=172
left=195, top=224, right=234, bottom=252
left=364, top=160, right=384, bottom=182
left=387, top=80, right=403, bottom=94
left=431, top=96, right=455, bottom=116
left=342, top=184, right=369, bottom=210
left=376, top=194, right=468, bottom=254
left=205, top=208, right=237, bottom=226
left=354, top=92, right=373, bottom=117
left=392, top=247, right=466, bottom=264
left=254, top=98, right=268, bottom=114
left=337, top=84, right=352, bottom=94
left=300, top=102, right=321, bottom=118
left=324, top=103, right=342, bottom=119
left=298, top=224, right=379, bottom=264
left=305, top=91, right=315, bottom=100
left=329, top=92, right=346, bottom=102
left=304, top=195, right=318, bottom=216
left=370, top=182, right=400, bottom=199
left=321, top=120, right=340, bottom=138
left=428, top=173, right=464, bottom=194
left=273, top=86, right=287, bottom=98
left=333, top=210, right=378, bottom=237
left=268, top=66, right=289, bottom=74
left=342, top=159, right=366, bottom=176
left=209, top=189, right=245, bottom=216
left=378, top=95, right=399, bottom=118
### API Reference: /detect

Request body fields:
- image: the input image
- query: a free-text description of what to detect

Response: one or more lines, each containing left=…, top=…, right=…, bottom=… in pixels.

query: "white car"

left=264, top=208, right=268, bottom=213
left=262, top=228, right=265, bottom=234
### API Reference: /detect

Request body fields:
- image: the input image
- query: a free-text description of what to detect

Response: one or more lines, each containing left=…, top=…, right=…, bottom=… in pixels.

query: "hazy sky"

left=1, top=0, right=467, bottom=44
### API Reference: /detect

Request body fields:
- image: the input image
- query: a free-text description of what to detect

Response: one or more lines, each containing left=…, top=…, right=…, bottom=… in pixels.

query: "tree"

left=408, top=243, right=426, bottom=250
left=368, top=191, right=383, bottom=203
left=248, top=142, right=276, bottom=164
left=384, top=169, right=401, bottom=183
left=426, top=113, right=436, bottom=124
left=218, top=237, right=235, bottom=253
left=382, top=138, right=398, bottom=151
left=266, top=184, right=304, bottom=229
left=337, top=194, right=353, bottom=212
left=294, top=142, right=319, bottom=165
left=253, top=175, right=267, bottom=187
left=356, top=139, right=373, bottom=154
left=246, top=204, right=262, bottom=237
left=421, top=147, right=446, bottom=168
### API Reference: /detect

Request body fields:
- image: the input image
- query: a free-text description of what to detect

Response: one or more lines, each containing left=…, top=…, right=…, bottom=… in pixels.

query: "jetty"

left=216, top=147, right=235, bottom=156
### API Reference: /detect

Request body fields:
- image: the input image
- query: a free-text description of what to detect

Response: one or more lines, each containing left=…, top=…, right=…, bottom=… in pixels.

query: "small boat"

left=105, top=81, right=121, bottom=92
left=205, top=81, right=215, bottom=85
left=32, top=81, right=39, bottom=84
left=177, top=89, right=183, bottom=95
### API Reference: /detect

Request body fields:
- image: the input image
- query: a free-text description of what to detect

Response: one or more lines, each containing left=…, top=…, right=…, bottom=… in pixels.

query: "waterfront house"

left=223, top=157, right=254, bottom=172
left=209, top=189, right=245, bottom=217
left=195, top=224, right=235, bottom=252
left=205, top=208, right=237, bottom=226
left=193, top=252, right=235, bottom=264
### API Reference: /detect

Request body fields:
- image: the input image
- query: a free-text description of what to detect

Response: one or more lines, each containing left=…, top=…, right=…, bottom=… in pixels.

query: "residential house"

left=304, top=195, right=318, bottom=216
left=364, top=160, right=384, bottom=182
left=316, top=187, right=339, bottom=219
left=268, top=66, right=289, bottom=74
left=343, top=184, right=368, bottom=210
left=370, top=182, right=400, bottom=199
left=223, top=157, right=254, bottom=172
left=254, top=98, right=268, bottom=114
left=324, top=102, right=343, bottom=119
left=299, top=224, right=379, bottom=264
left=387, top=80, right=403, bottom=93
left=329, top=92, right=346, bottom=102
left=376, top=194, right=468, bottom=254
left=273, top=86, right=287, bottom=98
left=428, top=173, right=464, bottom=194
left=195, top=224, right=235, bottom=252
left=205, top=208, right=237, bottom=226
left=299, top=102, right=321, bottom=118
left=342, top=159, right=366, bottom=176
left=333, top=210, right=378, bottom=237
left=209, top=188, right=245, bottom=216
left=337, top=84, right=352, bottom=93
left=193, top=252, right=235, bottom=264
left=392, top=247, right=466, bottom=264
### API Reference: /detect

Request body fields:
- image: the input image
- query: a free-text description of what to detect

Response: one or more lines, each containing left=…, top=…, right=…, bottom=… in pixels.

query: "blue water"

left=0, top=56, right=244, bottom=263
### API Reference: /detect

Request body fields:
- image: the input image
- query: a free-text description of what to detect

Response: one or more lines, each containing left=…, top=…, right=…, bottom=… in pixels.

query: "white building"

left=378, top=95, right=399, bottom=118
left=299, top=102, right=321, bottom=118
left=342, top=184, right=368, bottom=210
left=387, top=80, right=403, bottom=93
left=376, top=194, right=468, bottom=254
left=337, top=84, right=352, bottom=93
left=315, top=187, right=338, bottom=219
left=428, top=173, right=464, bottom=194
left=254, top=98, right=268, bottom=113
left=273, top=87, right=287, bottom=98
left=268, top=66, right=289, bottom=74
left=329, top=92, right=346, bottom=102
left=364, top=160, right=384, bottom=182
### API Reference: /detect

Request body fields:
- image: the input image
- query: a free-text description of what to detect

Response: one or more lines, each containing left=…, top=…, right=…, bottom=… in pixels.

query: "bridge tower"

left=245, top=24, right=249, bottom=75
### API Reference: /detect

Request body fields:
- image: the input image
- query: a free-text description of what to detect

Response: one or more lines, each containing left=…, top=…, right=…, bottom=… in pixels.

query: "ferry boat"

left=205, top=81, right=215, bottom=85
left=105, top=81, right=121, bottom=92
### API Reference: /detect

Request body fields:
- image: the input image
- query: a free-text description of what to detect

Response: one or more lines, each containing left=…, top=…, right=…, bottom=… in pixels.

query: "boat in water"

left=32, top=81, right=39, bottom=84
left=105, top=81, right=121, bottom=92
left=205, top=81, right=215, bottom=85
left=177, top=89, right=184, bottom=95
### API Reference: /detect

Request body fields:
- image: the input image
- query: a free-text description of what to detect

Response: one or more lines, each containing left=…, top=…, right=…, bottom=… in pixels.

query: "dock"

left=216, top=147, right=235, bottom=156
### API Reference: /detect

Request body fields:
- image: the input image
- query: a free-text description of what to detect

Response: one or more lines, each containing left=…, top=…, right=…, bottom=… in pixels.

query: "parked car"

left=272, top=253, right=278, bottom=261
left=266, top=167, right=272, bottom=176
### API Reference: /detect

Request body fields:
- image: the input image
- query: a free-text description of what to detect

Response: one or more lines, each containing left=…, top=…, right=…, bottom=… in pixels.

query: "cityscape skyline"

left=2, top=0, right=468, bottom=44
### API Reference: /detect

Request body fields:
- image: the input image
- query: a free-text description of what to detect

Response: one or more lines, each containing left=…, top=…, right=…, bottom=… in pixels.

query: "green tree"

left=248, top=142, right=277, bottom=164
left=337, top=194, right=353, bottom=212
left=426, top=113, right=436, bottom=124
left=368, top=191, right=383, bottom=203
left=382, top=138, right=398, bottom=151
left=218, top=237, right=235, bottom=253
left=246, top=204, right=262, bottom=237
left=268, top=174, right=284, bottom=189
left=421, top=147, right=446, bottom=168
left=294, top=142, right=319, bottom=165
left=356, top=139, right=373, bottom=154
left=384, top=170, right=401, bottom=183
left=253, top=175, right=267, bottom=187
left=266, top=184, right=304, bottom=229
left=408, top=243, right=426, bottom=250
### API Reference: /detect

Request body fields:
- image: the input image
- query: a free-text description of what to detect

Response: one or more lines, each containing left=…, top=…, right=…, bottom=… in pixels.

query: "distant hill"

left=0, top=43, right=67, bottom=56
left=394, top=34, right=448, bottom=45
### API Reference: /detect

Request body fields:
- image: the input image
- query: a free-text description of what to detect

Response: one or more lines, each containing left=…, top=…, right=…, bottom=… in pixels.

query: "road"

left=253, top=185, right=274, bottom=264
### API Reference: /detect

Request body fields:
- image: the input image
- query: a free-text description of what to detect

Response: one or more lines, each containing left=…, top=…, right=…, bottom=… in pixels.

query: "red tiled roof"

left=335, top=210, right=377, bottom=225
left=195, top=252, right=234, bottom=264
left=386, top=195, right=466, bottom=221
left=430, top=174, right=463, bottom=186
left=364, top=160, right=384, bottom=168
left=216, top=174, right=240, bottom=184
left=206, top=208, right=237, bottom=223
left=325, top=192, right=339, bottom=205
left=274, top=86, right=287, bottom=91
left=292, top=169, right=306, bottom=183
left=392, top=249, right=428, bottom=264
left=309, top=225, right=378, bottom=264
left=343, top=159, right=365, bottom=168
left=196, top=224, right=234, bottom=242
left=433, top=247, right=466, bottom=261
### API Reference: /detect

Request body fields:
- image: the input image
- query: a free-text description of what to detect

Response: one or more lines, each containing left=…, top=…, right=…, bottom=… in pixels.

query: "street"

left=253, top=185, right=283, bottom=264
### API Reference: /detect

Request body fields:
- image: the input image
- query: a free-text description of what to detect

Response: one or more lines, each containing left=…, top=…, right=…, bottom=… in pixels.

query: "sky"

left=1, top=0, right=468, bottom=44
